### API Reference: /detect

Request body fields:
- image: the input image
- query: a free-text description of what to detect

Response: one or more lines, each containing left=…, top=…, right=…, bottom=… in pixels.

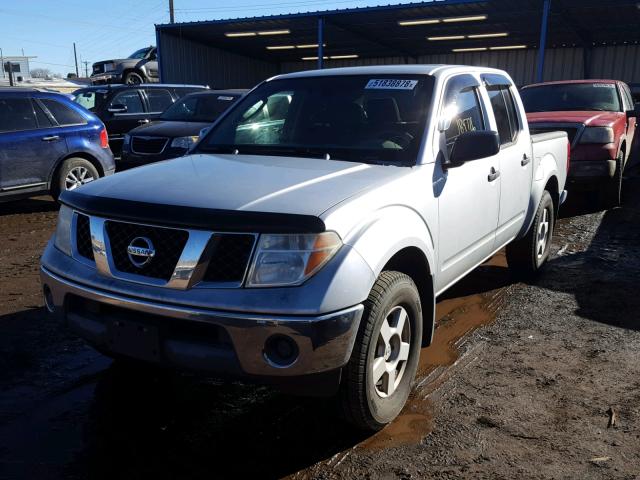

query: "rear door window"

left=0, top=97, right=38, bottom=132
left=145, top=89, right=173, bottom=113
left=40, top=98, right=86, bottom=126
left=33, top=100, right=55, bottom=128
left=111, top=90, right=144, bottom=114
left=487, top=87, right=520, bottom=146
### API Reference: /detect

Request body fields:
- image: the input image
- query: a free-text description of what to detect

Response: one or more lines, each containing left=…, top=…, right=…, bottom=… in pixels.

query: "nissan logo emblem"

left=127, top=236, right=156, bottom=268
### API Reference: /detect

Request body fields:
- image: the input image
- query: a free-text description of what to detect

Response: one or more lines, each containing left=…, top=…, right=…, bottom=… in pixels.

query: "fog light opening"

left=263, top=334, right=299, bottom=368
left=43, top=285, right=55, bottom=313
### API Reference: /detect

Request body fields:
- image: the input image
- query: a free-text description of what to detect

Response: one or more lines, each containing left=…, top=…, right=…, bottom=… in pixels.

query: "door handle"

left=41, top=135, right=59, bottom=142
left=487, top=167, right=500, bottom=182
left=521, top=154, right=531, bottom=166
left=138, top=119, right=150, bottom=124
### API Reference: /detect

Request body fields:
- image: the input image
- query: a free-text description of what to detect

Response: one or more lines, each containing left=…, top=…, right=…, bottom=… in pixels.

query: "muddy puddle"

left=361, top=251, right=511, bottom=451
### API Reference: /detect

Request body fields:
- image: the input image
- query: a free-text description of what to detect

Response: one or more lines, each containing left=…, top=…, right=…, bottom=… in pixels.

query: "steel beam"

left=535, top=0, right=551, bottom=83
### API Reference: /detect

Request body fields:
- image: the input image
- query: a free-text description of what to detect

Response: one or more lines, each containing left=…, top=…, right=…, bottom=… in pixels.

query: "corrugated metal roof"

left=156, top=0, right=640, bottom=63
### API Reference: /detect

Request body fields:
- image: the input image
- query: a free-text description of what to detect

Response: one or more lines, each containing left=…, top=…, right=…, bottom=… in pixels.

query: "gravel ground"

left=0, top=171, right=639, bottom=480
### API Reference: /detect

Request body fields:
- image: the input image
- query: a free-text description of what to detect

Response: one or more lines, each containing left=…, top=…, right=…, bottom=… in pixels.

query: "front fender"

left=341, top=205, right=436, bottom=280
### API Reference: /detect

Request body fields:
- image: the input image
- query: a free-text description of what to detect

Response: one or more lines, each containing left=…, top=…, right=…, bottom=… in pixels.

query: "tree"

left=31, top=68, right=52, bottom=79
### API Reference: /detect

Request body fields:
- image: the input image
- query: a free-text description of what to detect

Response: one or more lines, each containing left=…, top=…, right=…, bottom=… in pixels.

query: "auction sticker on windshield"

left=365, top=79, right=418, bottom=90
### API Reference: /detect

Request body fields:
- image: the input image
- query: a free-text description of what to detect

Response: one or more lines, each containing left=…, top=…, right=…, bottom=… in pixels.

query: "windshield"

left=73, top=89, right=109, bottom=112
left=197, top=75, right=435, bottom=165
left=160, top=93, right=240, bottom=122
left=128, top=47, right=152, bottom=59
left=521, top=83, right=621, bottom=112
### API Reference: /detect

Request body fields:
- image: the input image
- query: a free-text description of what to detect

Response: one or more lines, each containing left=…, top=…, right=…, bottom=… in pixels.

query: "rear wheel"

left=52, top=157, right=100, bottom=199
left=601, top=152, right=623, bottom=208
left=339, top=271, right=423, bottom=431
left=506, top=190, right=555, bottom=278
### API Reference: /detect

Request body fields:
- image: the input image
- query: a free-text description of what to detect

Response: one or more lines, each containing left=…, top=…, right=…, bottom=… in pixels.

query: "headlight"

left=54, top=205, right=73, bottom=256
left=123, top=134, right=130, bottom=145
left=171, top=136, right=199, bottom=149
left=579, top=127, right=614, bottom=144
left=246, top=232, right=342, bottom=287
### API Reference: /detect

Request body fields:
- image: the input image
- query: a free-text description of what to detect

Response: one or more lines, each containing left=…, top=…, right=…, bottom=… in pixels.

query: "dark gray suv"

left=91, top=47, right=158, bottom=85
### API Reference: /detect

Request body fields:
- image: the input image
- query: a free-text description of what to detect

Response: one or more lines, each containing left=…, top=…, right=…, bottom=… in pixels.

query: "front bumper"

left=90, top=72, right=120, bottom=84
left=568, top=159, right=617, bottom=183
left=40, top=265, right=363, bottom=379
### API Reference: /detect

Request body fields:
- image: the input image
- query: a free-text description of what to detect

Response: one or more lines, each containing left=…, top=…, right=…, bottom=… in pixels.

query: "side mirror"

left=108, top=104, right=127, bottom=114
left=626, top=103, right=640, bottom=118
left=447, top=131, right=500, bottom=166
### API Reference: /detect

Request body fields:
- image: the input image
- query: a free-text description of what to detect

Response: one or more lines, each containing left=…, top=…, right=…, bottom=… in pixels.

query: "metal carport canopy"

left=156, top=0, right=640, bottom=79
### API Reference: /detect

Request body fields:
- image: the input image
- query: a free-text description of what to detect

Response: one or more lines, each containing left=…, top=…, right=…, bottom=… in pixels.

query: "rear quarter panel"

left=521, top=131, right=568, bottom=236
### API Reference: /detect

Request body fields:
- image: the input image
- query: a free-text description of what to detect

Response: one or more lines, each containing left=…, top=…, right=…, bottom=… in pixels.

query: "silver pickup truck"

left=41, top=65, right=568, bottom=431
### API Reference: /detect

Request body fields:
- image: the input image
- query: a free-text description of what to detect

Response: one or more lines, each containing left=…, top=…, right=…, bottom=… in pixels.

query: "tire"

left=52, top=157, right=100, bottom=199
left=601, top=152, right=623, bottom=208
left=506, top=190, right=555, bottom=278
left=124, top=71, right=145, bottom=85
left=339, top=271, right=423, bottom=431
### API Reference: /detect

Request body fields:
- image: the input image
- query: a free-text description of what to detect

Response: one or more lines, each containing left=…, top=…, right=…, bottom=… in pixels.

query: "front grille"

left=76, top=214, right=94, bottom=261
left=131, top=136, right=168, bottom=155
left=202, top=234, right=256, bottom=283
left=530, top=126, right=579, bottom=146
left=105, top=221, right=189, bottom=281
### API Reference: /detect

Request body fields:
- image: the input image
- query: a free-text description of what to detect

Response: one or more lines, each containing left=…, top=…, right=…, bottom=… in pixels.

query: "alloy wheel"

left=65, top=166, right=95, bottom=191
left=372, top=305, right=412, bottom=398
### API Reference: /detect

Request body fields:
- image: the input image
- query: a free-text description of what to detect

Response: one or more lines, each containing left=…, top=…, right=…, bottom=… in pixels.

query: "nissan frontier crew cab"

left=41, top=65, right=568, bottom=431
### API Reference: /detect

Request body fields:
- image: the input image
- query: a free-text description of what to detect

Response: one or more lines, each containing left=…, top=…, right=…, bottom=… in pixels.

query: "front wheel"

left=339, top=271, right=423, bottom=431
left=124, top=71, right=145, bottom=85
left=601, top=152, right=623, bottom=208
left=506, top=190, right=555, bottom=278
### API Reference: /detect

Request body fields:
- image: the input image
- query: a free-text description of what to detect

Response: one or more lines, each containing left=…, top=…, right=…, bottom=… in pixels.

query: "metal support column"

left=535, top=0, right=551, bottom=83
left=317, top=17, right=324, bottom=70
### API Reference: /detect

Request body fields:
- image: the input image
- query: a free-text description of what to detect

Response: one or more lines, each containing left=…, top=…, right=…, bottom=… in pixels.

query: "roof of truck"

left=523, top=79, right=622, bottom=89
left=273, top=64, right=508, bottom=81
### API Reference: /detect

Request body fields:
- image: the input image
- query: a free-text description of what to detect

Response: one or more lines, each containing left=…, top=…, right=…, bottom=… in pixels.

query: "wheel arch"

left=49, top=152, right=104, bottom=189
left=337, top=205, right=437, bottom=347
left=381, top=247, right=435, bottom=347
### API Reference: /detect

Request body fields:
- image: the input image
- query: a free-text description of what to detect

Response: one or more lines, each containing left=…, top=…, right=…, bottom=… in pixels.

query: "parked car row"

left=0, top=83, right=244, bottom=201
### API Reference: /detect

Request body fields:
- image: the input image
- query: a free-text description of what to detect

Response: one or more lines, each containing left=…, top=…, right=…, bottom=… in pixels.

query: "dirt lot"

left=1, top=172, right=639, bottom=480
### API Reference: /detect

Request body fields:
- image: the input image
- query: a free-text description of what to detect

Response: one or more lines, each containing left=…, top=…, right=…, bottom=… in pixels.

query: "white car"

left=41, top=65, right=568, bottom=430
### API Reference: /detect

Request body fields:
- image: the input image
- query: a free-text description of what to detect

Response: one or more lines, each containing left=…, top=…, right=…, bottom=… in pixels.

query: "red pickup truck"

left=521, top=80, right=639, bottom=206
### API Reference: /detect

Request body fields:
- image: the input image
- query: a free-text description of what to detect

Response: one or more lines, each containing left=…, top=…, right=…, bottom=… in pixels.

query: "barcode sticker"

left=218, top=95, right=235, bottom=101
left=593, top=83, right=615, bottom=88
left=365, top=79, right=418, bottom=90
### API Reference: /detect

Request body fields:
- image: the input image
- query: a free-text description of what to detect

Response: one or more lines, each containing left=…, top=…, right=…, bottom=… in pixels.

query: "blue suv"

left=0, top=89, right=115, bottom=202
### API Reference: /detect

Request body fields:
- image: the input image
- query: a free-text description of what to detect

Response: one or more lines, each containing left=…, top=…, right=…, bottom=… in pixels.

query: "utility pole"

left=83, top=61, right=89, bottom=78
left=73, top=42, right=79, bottom=77
left=0, top=47, right=4, bottom=80
left=169, top=0, right=174, bottom=23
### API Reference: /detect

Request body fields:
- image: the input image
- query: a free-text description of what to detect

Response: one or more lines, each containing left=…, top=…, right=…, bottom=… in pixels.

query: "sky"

left=0, top=0, right=416, bottom=76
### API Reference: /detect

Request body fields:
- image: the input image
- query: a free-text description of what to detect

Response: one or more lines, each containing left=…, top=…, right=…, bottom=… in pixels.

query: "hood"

left=130, top=121, right=211, bottom=138
left=73, top=154, right=411, bottom=218
left=527, top=111, right=624, bottom=127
